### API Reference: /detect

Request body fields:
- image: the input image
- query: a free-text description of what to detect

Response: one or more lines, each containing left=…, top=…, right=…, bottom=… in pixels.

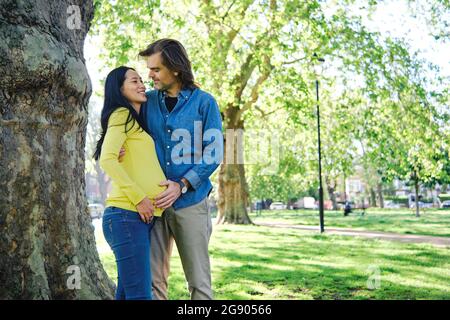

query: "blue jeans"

left=102, top=206, right=155, bottom=300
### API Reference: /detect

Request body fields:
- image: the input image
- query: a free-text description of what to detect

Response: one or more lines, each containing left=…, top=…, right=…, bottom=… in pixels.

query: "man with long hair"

left=137, top=39, right=223, bottom=300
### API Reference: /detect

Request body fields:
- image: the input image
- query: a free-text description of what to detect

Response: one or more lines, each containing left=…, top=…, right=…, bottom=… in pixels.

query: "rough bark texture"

left=0, top=0, right=115, bottom=299
left=217, top=162, right=252, bottom=224
left=217, top=107, right=252, bottom=224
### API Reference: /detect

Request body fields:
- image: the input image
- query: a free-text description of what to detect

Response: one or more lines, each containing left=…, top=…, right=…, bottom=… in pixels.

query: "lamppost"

left=313, top=53, right=325, bottom=233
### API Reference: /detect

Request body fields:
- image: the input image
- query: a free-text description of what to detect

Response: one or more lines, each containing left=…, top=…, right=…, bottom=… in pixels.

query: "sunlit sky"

left=84, top=0, right=450, bottom=112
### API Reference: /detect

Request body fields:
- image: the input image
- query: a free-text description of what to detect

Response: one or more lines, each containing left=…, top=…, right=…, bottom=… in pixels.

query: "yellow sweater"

left=99, top=108, right=166, bottom=216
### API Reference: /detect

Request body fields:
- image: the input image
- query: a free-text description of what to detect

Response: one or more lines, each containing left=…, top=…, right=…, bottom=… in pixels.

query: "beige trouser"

left=150, top=197, right=213, bottom=300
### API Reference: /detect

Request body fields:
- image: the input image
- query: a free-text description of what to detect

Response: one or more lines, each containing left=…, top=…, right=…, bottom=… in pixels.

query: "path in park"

left=256, top=222, right=450, bottom=247
left=93, top=218, right=450, bottom=250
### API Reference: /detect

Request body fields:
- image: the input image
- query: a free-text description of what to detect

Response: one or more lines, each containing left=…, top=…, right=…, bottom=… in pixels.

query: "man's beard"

left=156, top=82, right=170, bottom=91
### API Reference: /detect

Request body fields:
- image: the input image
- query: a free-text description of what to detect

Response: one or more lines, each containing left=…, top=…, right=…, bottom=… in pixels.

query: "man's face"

left=146, top=52, right=179, bottom=91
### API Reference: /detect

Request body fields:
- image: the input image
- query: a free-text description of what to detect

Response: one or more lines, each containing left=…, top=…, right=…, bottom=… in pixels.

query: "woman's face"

left=121, top=69, right=147, bottom=105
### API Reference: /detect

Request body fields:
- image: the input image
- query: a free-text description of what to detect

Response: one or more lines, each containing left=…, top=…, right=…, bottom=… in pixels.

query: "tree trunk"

left=0, top=1, right=114, bottom=299
left=369, top=187, right=377, bottom=207
left=377, top=182, right=384, bottom=208
left=414, top=175, right=420, bottom=218
left=217, top=163, right=252, bottom=224
left=343, top=175, right=347, bottom=202
left=216, top=107, right=252, bottom=224
left=325, top=177, right=338, bottom=210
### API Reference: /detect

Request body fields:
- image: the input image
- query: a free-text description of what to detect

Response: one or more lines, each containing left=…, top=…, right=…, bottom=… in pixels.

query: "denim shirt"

left=143, top=87, right=223, bottom=210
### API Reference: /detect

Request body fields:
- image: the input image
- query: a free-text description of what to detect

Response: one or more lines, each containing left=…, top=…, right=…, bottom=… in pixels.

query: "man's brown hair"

left=139, top=39, right=198, bottom=89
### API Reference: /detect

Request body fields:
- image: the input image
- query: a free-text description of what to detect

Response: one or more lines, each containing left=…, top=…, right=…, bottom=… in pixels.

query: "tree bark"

left=0, top=0, right=114, bottom=299
left=377, top=182, right=384, bottom=208
left=216, top=106, right=252, bottom=224
left=217, top=162, right=252, bottom=224
left=414, top=174, right=420, bottom=217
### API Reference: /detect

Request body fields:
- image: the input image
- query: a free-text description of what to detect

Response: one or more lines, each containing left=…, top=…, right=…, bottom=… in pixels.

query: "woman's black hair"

left=138, top=38, right=199, bottom=89
left=93, top=66, right=148, bottom=160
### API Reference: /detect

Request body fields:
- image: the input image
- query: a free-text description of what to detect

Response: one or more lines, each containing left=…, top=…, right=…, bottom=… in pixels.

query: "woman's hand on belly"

left=136, top=197, right=154, bottom=224
left=118, top=147, right=126, bottom=162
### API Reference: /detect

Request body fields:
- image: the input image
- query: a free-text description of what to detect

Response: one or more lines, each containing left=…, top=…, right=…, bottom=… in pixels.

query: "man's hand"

left=118, top=147, right=126, bottom=162
left=154, top=180, right=181, bottom=209
left=136, top=197, right=154, bottom=224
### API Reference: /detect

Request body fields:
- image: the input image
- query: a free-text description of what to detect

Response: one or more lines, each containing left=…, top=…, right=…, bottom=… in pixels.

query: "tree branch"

left=233, top=0, right=277, bottom=122
left=254, top=105, right=284, bottom=118
left=232, top=53, right=257, bottom=102
left=281, top=56, right=308, bottom=65
left=236, top=58, right=274, bottom=121
left=221, top=0, right=238, bottom=21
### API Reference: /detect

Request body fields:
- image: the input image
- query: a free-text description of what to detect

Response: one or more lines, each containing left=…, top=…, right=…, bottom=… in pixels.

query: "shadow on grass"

left=99, top=223, right=450, bottom=300
left=212, top=247, right=450, bottom=299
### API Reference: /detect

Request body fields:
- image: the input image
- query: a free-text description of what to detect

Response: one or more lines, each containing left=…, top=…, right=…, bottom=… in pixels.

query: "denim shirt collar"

left=159, top=87, right=194, bottom=101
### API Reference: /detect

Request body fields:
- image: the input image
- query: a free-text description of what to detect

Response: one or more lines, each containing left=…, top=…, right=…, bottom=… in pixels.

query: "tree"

left=0, top=1, right=114, bottom=299
left=318, top=87, right=357, bottom=210
left=353, top=62, right=449, bottom=216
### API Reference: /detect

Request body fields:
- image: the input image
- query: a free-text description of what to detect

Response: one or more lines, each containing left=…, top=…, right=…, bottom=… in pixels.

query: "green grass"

left=249, top=208, right=450, bottom=237
left=96, top=221, right=450, bottom=300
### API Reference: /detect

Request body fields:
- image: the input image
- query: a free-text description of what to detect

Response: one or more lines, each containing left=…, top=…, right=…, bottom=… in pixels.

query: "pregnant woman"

left=93, top=66, right=166, bottom=300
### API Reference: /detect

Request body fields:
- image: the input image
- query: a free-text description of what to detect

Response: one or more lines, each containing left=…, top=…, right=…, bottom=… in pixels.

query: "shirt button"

left=168, top=129, right=171, bottom=133
left=167, top=146, right=170, bottom=149
left=166, top=162, right=170, bottom=165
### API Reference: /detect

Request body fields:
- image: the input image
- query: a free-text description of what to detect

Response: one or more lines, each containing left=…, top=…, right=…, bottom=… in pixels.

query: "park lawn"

left=96, top=222, right=450, bottom=300
left=249, top=208, right=450, bottom=237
